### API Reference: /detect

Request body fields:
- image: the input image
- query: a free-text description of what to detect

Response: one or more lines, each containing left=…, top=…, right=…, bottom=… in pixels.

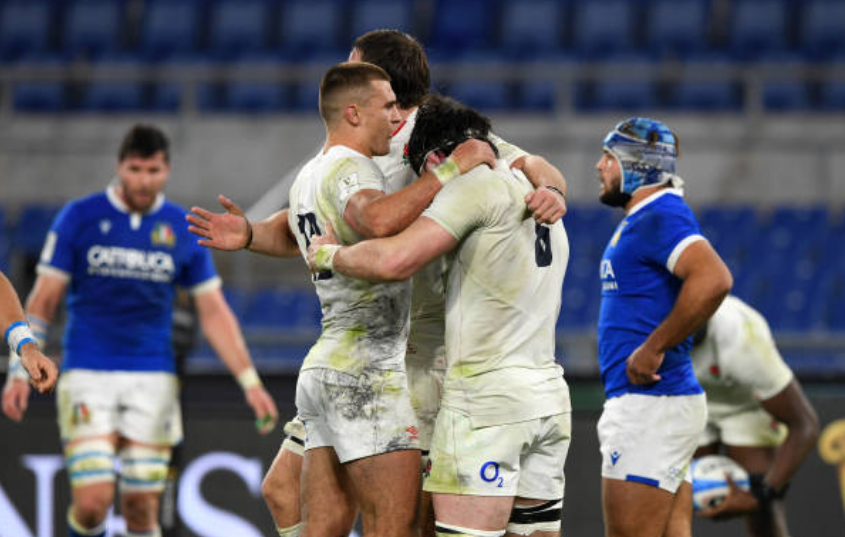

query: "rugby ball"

left=690, top=455, right=750, bottom=511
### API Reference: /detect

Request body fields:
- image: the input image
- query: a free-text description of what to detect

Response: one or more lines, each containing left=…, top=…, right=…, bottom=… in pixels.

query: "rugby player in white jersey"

left=691, top=295, right=819, bottom=537
left=1, top=269, right=57, bottom=398
left=308, top=94, right=572, bottom=537
left=188, top=30, right=568, bottom=537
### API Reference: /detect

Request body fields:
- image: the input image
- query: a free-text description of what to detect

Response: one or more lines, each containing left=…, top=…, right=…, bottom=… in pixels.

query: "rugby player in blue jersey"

left=1, top=125, right=278, bottom=537
left=594, top=118, right=732, bottom=537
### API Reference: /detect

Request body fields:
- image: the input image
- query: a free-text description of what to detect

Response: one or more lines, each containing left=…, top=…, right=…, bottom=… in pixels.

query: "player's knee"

left=121, top=493, right=158, bottom=529
left=71, top=494, right=112, bottom=528
left=66, top=439, right=117, bottom=491
left=118, top=445, right=171, bottom=495
left=434, top=522, right=506, bottom=537
left=506, top=499, right=563, bottom=536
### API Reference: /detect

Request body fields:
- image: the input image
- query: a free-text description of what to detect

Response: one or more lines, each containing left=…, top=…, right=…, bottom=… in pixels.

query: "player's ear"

left=344, top=104, right=360, bottom=126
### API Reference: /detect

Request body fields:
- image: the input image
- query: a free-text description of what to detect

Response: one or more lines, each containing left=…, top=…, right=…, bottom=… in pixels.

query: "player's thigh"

left=300, top=447, right=357, bottom=537
left=602, top=478, right=676, bottom=537
left=118, top=371, right=182, bottom=446
left=346, top=449, right=421, bottom=524
left=662, top=482, right=692, bottom=537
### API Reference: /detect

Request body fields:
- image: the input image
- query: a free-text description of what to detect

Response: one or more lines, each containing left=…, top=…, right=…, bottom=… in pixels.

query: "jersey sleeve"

left=422, top=169, right=503, bottom=241
left=716, top=302, right=794, bottom=401
left=489, top=132, right=529, bottom=166
left=36, top=202, right=78, bottom=281
left=177, top=236, right=221, bottom=296
left=640, top=202, right=706, bottom=274
left=324, top=157, right=386, bottom=218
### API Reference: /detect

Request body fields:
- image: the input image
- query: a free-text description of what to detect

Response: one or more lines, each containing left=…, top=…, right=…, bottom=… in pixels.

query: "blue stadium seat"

left=150, top=55, right=217, bottom=112
left=79, top=59, right=146, bottom=111
left=800, top=0, right=845, bottom=60
left=646, top=0, right=710, bottom=58
left=349, top=0, right=413, bottom=42
left=499, top=0, right=564, bottom=58
left=208, top=0, right=270, bottom=60
left=62, top=0, right=123, bottom=60
left=243, top=287, right=302, bottom=328
left=0, top=0, right=53, bottom=61
left=224, top=82, right=288, bottom=113
left=12, top=205, right=59, bottom=257
left=572, top=0, right=636, bottom=59
left=819, top=62, right=845, bottom=111
left=141, top=0, right=202, bottom=61
left=447, top=80, right=511, bottom=111
left=278, top=0, right=344, bottom=57
left=13, top=81, right=66, bottom=112
left=728, top=0, right=789, bottom=60
left=428, top=0, right=493, bottom=54
left=670, top=57, right=743, bottom=111
left=517, top=79, right=556, bottom=111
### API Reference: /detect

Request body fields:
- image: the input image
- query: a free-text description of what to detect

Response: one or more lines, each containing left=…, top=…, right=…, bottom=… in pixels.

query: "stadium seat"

left=61, top=0, right=123, bottom=60
left=646, top=0, right=710, bottom=58
left=207, top=0, right=270, bottom=60
left=499, top=0, right=564, bottom=58
left=428, top=0, right=493, bottom=54
left=13, top=81, right=67, bottom=112
left=12, top=205, right=59, bottom=257
left=819, top=61, right=845, bottom=111
left=224, top=82, right=289, bottom=113
left=79, top=59, right=146, bottom=112
left=572, top=0, right=636, bottom=59
left=141, top=0, right=202, bottom=61
left=349, top=0, right=413, bottom=42
left=278, top=0, right=344, bottom=57
left=800, top=0, right=845, bottom=60
left=0, top=0, right=53, bottom=61
left=446, top=80, right=511, bottom=111
left=670, top=57, right=743, bottom=111
left=728, top=0, right=789, bottom=60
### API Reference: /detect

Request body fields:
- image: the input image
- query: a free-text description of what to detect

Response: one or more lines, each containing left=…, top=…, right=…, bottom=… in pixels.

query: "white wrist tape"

left=5, top=322, right=37, bottom=356
left=431, top=157, right=461, bottom=185
left=313, top=245, right=341, bottom=272
left=236, top=366, right=263, bottom=392
left=7, top=351, right=30, bottom=382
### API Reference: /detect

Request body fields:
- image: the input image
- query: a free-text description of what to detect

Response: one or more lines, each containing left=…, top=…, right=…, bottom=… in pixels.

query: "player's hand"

left=450, top=138, right=497, bottom=174
left=245, top=385, right=279, bottom=435
left=626, top=342, right=663, bottom=385
left=306, top=221, right=339, bottom=272
left=697, top=474, right=759, bottom=520
left=187, top=195, right=251, bottom=251
left=2, top=379, right=31, bottom=422
left=19, top=344, right=58, bottom=393
left=524, top=188, right=566, bottom=224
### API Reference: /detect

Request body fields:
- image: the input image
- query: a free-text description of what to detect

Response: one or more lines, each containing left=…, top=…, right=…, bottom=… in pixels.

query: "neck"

left=624, top=184, right=669, bottom=212
left=325, top=127, right=371, bottom=157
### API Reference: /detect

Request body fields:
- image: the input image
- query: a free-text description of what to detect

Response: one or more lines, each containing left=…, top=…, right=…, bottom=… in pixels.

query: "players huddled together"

left=2, top=28, right=820, bottom=537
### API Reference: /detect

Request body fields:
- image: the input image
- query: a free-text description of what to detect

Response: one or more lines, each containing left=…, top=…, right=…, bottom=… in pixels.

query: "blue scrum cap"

left=602, top=117, right=682, bottom=194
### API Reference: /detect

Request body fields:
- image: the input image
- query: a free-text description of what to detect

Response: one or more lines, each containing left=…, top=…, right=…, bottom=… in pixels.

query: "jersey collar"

left=626, top=187, right=684, bottom=217
left=106, top=182, right=165, bottom=215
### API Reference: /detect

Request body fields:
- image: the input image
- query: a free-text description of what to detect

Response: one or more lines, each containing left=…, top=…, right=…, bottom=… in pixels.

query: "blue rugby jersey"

left=37, top=186, right=220, bottom=372
left=597, top=189, right=706, bottom=398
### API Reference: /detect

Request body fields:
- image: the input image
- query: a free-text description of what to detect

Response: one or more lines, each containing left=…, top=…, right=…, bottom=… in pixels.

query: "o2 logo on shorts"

left=480, top=461, right=503, bottom=488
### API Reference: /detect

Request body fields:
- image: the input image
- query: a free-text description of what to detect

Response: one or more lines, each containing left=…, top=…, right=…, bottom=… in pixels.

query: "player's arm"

left=2, top=273, right=65, bottom=421
left=309, top=219, right=457, bottom=282
left=193, top=288, right=279, bottom=434
left=188, top=195, right=300, bottom=257
left=512, top=155, right=568, bottom=224
left=627, top=241, right=733, bottom=384
left=343, top=138, right=495, bottom=238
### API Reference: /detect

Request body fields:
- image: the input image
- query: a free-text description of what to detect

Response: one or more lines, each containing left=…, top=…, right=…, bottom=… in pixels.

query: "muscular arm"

left=627, top=240, right=733, bottom=384
left=0, top=271, right=27, bottom=331
left=759, top=379, right=820, bottom=491
left=248, top=209, right=299, bottom=257
left=25, top=273, right=68, bottom=325
left=320, top=218, right=457, bottom=282
left=513, top=155, right=567, bottom=224
left=344, top=138, right=496, bottom=238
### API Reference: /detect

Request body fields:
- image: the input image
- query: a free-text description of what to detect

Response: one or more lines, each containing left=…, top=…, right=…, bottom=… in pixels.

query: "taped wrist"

left=237, top=366, right=263, bottom=392
left=432, top=157, right=461, bottom=185
left=5, top=321, right=37, bottom=356
left=313, top=245, right=341, bottom=272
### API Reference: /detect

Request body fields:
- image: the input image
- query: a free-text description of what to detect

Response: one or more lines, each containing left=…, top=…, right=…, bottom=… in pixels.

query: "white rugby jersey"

left=288, top=145, right=411, bottom=375
left=374, top=108, right=530, bottom=371
left=692, top=295, right=793, bottom=422
left=422, top=161, right=570, bottom=428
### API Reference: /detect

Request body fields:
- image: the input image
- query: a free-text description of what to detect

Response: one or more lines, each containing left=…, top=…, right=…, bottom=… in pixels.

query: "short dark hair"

left=352, top=30, right=429, bottom=109
left=118, top=124, right=170, bottom=162
left=319, top=62, right=392, bottom=126
left=407, top=94, right=497, bottom=176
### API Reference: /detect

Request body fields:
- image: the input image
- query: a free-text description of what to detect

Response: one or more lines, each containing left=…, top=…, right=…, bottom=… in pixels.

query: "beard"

left=599, top=181, right=631, bottom=207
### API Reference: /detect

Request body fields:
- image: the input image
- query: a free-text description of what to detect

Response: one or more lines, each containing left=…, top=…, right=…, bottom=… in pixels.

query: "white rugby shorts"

left=57, top=369, right=182, bottom=446
left=424, top=406, right=571, bottom=499
left=295, top=367, right=420, bottom=463
left=700, top=406, right=786, bottom=448
left=598, top=392, right=707, bottom=493
left=406, top=361, right=445, bottom=453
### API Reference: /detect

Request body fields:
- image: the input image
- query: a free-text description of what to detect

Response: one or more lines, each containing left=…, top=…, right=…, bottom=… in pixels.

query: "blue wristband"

left=16, top=337, right=37, bottom=355
left=4, top=321, right=26, bottom=346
